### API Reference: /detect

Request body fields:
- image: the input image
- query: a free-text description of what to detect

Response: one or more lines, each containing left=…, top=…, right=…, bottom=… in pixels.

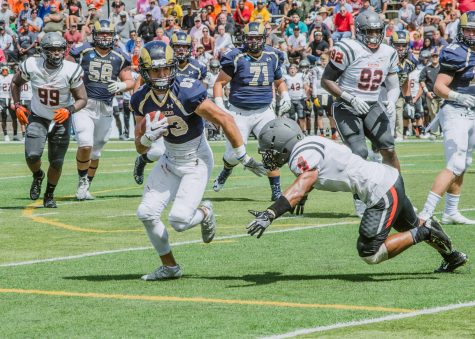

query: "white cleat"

left=141, top=265, right=182, bottom=281
left=84, top=191, right=95, bottom=200
left=4, top=134, right=10, bottom=142
left=76, top=177, right=90, bottom=200
left=199, top=200, right=216, bottom=243
left=441, top=212, right=475, bottom=225
left=354, top=198, right=366, bottom=218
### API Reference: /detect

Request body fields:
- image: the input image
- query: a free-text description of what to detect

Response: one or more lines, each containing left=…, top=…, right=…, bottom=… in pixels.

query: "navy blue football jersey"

left=221, top=45, right=284, bottom=110
left=439, top=42, right=475, bottom=107
left=176, top=58, right=207, bottom=80
left=69, top=42, right=131, bottom=105
left=397, top=52, right=418, bottom=86
left=130, top=76, right=207, bottom=144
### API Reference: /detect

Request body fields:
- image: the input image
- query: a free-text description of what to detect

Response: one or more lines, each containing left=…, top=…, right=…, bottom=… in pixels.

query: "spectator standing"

left=332, top=5, right=354, bottom=41
left=138, top=13, right=159, bottom=43
left=419, top=48, right=440, bottom=125
left=250, top=0, right=270, bottom=23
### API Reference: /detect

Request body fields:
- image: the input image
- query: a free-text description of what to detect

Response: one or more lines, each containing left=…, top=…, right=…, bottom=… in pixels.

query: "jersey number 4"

left=358, top=68, right=383, bottom=91
left=38, top=88, right=60, bottom=106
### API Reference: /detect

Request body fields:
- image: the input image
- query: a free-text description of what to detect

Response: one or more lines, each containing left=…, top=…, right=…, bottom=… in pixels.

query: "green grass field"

left=0, top=139, right=474, bottom=338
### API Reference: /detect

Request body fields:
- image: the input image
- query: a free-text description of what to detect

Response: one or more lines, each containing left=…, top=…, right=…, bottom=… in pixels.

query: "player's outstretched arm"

left=108, top=67, right=135, bottom=94
left=11, top=72, right=30, bottom=125
left=213, top=70, right=231, bottom=111
left=247, top=170, right=318, bottom=238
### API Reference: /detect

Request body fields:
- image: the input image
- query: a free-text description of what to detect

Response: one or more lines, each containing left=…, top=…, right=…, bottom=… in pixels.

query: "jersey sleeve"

left=289, top=147, right=322, bottom=176
left=274, top=49, right=285, bottom=80
left=178, top=78, right=208, bottom=115
left=439, top=44, right=466, bottom=75
left=69, top=64, right=84, bottom=89
left=388, top=49, right=399, bottom=74
left=68, top=42, right=85, bottom=62
left=130, top=90, right=143, bottom=116
left=220, top=48, right=237, bottom=77
left=329, top=41, right=354, bottom=71
left=18, top=58, right=32, bottom=81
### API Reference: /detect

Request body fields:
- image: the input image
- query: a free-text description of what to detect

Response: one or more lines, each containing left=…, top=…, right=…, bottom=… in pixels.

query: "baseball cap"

left=194, top=17, right=201, bottom=21
left=120, top=11, right=127, bottom=16
left=256, top=0, right=264, bottom=4
left=314, top=30, right=322, bottom=35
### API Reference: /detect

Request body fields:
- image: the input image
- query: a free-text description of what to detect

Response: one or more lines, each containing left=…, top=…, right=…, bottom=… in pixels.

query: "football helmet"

left=40, top=32, right=67, bottom=68
left=391, top=30, right=410, bottom=60
left=419, top=49, right=431, bottom=66
left=93, top=19, right=115, bottom=49
left=258, top=118, right=305, bottom=171
left=139, top=41, right=177, bottom=91
left=299, top=59, right=310, bottom=74
left=232, top=29, right=244, bottom=48
left=209, top=58, right=220, bottom=74
left=243, top=22, right=266, bottom=54
left=457, top=11, right=475, bottom=47
left=170, top=31, right=192, bottom=62
left=355, top=11, right=385, bottom=48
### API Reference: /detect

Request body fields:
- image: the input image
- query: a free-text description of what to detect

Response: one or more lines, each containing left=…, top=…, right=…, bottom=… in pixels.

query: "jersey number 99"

left=38, top=88, right=60, bottom=106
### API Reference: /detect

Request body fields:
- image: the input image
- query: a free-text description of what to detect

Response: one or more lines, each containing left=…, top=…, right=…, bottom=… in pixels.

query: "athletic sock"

left=445, top=193, right=460, bottom=216
left=33, top=169, right=44, bottom=178
left=319, top=128, right=324, bottom=136
left=268, top=176, right=280, bottom=187
left=331, top=128, right=337, bottom=136
left=45, top=182, right=56, bottom=195
left=78, top=169, right=88, bottom=177
left=87, top=176, right=94, bottom=184
left=420, top=191, right=442, bottom=220
left=410, top=225, right=431, bottom=244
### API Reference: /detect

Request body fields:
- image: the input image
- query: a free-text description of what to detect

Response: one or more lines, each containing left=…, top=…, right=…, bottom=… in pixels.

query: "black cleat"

left=425, top=217, right=452, bottom=255
left=435, top=251, right=468, bottom=273
left=43, top=194, right=57, bottom=208
left=213, top=168, right=232, bottom=192
left=30, top=170, right=45, bottom=200
left=133, top=155, right=147, bottom=185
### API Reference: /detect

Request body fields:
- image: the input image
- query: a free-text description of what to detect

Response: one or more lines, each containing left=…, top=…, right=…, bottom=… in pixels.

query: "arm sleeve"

left=419, top=67, right=427, bottom=83
left=438, top=45, right=465, bottom=76
left=385, top=73, right=401, bottom=104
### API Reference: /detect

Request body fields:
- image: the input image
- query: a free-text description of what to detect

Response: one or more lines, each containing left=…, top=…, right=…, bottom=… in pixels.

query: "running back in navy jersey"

left=439, top=43, right=475, bottom=108
left=176, top=58, right=207, bottom=80
left=220, top=45, right=284, bottom=110
left=69, top=42, right=131, bottom=105
left=397, top=52, right=418, bottom=86
left=130, top=76, right=207, bottom=144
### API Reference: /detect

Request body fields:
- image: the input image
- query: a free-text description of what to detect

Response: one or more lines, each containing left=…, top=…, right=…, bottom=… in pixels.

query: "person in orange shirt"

left=85, top=0, right=104, bottom=11
left=10, top=0, right=25, bottom=15
left=212, top=0, right=231, bottom=19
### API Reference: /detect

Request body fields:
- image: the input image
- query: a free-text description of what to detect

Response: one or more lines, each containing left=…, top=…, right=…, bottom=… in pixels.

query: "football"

left=138, top=111, right=166, bottom=134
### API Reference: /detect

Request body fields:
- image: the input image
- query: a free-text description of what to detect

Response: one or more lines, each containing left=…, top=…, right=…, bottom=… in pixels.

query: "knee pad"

left=360, top=244, right=388, bottom=265
left=357, top=235, right=385, bottom=258
left=91, top=143, right=106, bottom=160
left=26, top=153, right=41, bottom=166
left=141, top=219, right=170, bottom=256
left=137, top=203, right=157, bottom=221
left=49, top=158, right=64, bottom=171
left=223, top=150, right=240, bottom=166
left=447, top=150, right=467, bottom=176
left=168, top=210, right=193, bottom=232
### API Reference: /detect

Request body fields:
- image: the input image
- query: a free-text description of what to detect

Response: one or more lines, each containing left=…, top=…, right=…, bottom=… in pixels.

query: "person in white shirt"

left=189, top=17, right=205, bottom=42
left=213, top=25, right=233, bottom=58
left=286, top=26, right=307, bottom=62
left=284, top=64, right=307, bottom=131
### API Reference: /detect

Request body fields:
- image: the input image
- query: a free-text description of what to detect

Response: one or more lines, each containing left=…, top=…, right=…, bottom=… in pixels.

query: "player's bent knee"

left=169, top=220, right=190, bottom=232
left=136, top=203, right=157, bottom=221
left=360, top=244, right=388, bottom=265
left=26, top=153, right=41, bottom=165
left=91, top=147, right=104, bottom=160
left=448, top=151, right=468, bottom=176
left=49, top=158, right=64, bottom=170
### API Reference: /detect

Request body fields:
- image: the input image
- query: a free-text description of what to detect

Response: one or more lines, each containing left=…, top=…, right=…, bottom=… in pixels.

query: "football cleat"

left=133, top=155, right=147, bottom=185
left=141, top=265, right=182, bottom=281
left=12, top=135, right=21, bottom=141
left=434, top=250, right=468, bottom=273
left=30, top=170, right=45, bottom=200
left=3, top=134, right=10, bottom=142
left=199, top=200, right=216, bottom=243
left=43, top=194, right=57, bottom=208
left=76, top=176, right=90, bottom=200
left=271, top=184, right=282, bottom=202
left=424, top=217, right=452, bottom=255
left=441, top=212, right=475, bottom=225
left=84, top=191, right=95, bottom=200
left=354, top=198, right=366, bottom=218
left=213, top=168, right=232, bottom=192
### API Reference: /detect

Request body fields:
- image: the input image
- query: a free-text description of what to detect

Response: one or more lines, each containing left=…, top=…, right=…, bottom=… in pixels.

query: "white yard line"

left=262, top=300, right=475, bottom=338
left=0, top=221, right=350, bottom=267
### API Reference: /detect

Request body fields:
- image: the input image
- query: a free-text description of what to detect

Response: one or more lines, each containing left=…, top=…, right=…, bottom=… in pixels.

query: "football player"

left=391, top=30, right=419, bottom=140
left=132, top=41, right=266, bottom=280
left=298, top=59, right=313, bottom=135
left=419, top=11, right=475, bottom=225
left=68, top=19, right=134, bottom=200
left=284, top=64, right=307, bottom=131
left=247, top=118, right=468, bottom=273
left=132, top=32, right=208, bottom=185
left=213, top=22, right=292, bottom=201
left=321, top=11, right=401, bottom=217
left=304, top=53, right=338, bottom=139
left=0, top=65, right=16, bottom=142
left=11, top=32, right=87, bottom=208
left=203, top=59, right=222, bottom=140
left=409, top=49, right=431, bottom=138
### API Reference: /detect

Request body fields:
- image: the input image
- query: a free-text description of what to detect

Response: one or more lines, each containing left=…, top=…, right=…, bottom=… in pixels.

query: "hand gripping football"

left=139, top=111, right=166, bottom=135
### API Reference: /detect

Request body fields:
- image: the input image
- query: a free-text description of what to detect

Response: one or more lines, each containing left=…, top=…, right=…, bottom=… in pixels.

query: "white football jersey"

left=284, top=73, right=306, bottom=100
left=0, top=74, right=13, bottom=99
left=408, top=65, right=423, bottom=98
left=305, top=66, right=329, bottom=97
left=289, top=136, right=399, bottom=207
left=20, top=81, right=33, bottom=101
left=203, top=72, right=219, bottom=99
left=19, top=57, right=83, bottom=120
left=330, top=39, right=399, bottom=102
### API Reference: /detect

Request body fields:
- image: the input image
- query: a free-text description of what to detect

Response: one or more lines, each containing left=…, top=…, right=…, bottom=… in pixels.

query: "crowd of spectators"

left=0, top=0, right=474, bottom=72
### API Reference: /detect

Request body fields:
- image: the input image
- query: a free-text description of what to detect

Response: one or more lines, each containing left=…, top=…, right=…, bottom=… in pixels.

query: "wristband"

left=340, top=91, right=354, bottom=104
left=448, top=90, right=460, bottom=101
left=66, top=105, right=76, bottom=114
left=233, top=144, right=246, bottom=160
left=268, top=195, right=292, bottom=218
left=215, top=96, right=224, bottom=107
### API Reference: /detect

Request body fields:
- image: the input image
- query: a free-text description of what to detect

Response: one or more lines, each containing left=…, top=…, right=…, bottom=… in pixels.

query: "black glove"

left=246, top=209, right=275, bottom=238
left=295, top=195, right=308, bottom=215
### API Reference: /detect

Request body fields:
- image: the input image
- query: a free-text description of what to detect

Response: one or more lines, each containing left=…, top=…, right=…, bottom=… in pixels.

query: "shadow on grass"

left=189, top=271, right=439, bottom=287
left=206, top=197, right=262, bottom=202
left=63, top=274, right=143, bottom=281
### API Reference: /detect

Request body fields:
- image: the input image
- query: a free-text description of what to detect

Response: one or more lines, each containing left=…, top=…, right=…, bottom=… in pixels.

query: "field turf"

left=0, top=139, right=473, bottom=338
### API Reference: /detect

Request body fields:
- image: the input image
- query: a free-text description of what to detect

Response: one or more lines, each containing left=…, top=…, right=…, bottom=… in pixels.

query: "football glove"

left=214, top=96, right=228, bottom=112
left=247, top=209, right=276, bottom=238
left=291, top=194, right=308, bottom=216
left=279, top=91, right=291, bottom=114
left=140, top=112, right=168, bottom=147
left=238, top=154, right=268, bottom=177
left=382, top=101, right=396, bottom=118
left=15, top=103, right=30, bottom=125
left=107, top=81, right=127, bottom=94
left=448, top=91, right=475, bottom=108
left=404, top=103, right=415, bottom=119
left=341, top=91, right=370, bottom=116
left=53, top=108, right=70, bottom=124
